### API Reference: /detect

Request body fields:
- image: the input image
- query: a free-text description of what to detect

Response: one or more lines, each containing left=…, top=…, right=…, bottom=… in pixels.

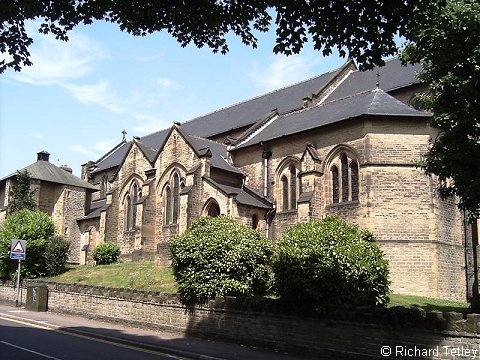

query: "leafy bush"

left=93, top=242, right=121, bottom=265
left=169, top=215, right=274, bottom=304
left=44, top=236, right=71, bottom=276
left=0, top=209, right=70, bottom=279
left=273, top=216, right=390, bottom=312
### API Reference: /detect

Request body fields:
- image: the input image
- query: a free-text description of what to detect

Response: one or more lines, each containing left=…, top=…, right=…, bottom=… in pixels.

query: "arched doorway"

left=203, top=199, right=221, bottom=217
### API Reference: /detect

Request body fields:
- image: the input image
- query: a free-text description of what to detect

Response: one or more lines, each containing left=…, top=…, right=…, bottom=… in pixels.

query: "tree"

left=7, top=170, right=37, bottom=214
left=0, top=209, right=70, bottom=279
left=402, top=0, right=480, bottom=221
left=169, top=215, right=274, bottom=304
left=2, top=0, right=435, bottom=73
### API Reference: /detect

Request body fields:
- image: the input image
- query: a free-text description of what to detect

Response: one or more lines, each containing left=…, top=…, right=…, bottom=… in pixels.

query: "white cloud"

left=31, top=133, right=44, bottom=139
left=62, top=80, right=125, bottom=113
left=70, top=144, right=100, bottom=159
left=11, top=30, right=106, bottom=86
left=156, top=77, right=182, bottom=91
left=250, top=52, right=320, bottom=92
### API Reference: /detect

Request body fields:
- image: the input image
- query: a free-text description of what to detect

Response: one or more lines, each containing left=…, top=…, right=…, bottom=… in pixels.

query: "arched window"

left=281, top=175, right=288, bottom=210
left=131, top=183, right=138, bottom=227
left=290, top=165, right=297, bottom=209
left=163, top=171, right=182, bottom=225
left=125, top=195, right=131, bottom=230
left=124, top=181, right=140, bottom=231
left=172, top=173, right=180, bottom=224
left=350, top=161, right=359, bottom=201
left=329, top=152, right=359, bottom=204
left=278, top=161, right=299, bottom=211
left=341, top=154, right=349, bottom=202
left=164, top=186, right=172, bottom=224
left=331, top=165, right=339, bottom=203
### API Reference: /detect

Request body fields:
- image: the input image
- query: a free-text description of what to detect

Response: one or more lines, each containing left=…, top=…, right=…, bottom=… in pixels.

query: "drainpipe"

left=262, top=146, right=272, bottom=237
left=464, top=210, right=471, bottom=300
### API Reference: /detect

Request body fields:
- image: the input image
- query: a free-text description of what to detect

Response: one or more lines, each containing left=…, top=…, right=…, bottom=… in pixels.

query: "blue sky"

left=0, top=20, right=345, bottom=177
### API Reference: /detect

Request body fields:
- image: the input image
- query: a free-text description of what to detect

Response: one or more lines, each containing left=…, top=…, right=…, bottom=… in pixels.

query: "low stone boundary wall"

left=2, top=281, right=480, bottom=359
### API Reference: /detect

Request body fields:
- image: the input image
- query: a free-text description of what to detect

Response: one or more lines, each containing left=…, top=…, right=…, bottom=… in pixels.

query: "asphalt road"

left=0, top=316, right=186, bottom=360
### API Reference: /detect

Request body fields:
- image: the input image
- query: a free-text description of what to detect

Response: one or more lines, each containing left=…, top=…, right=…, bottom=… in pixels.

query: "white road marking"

left=0, top=340, right=63, bottom=360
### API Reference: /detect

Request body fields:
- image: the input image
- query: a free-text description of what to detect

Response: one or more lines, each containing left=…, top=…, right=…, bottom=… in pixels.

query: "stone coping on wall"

left=7, top=280, right=480, bottom=335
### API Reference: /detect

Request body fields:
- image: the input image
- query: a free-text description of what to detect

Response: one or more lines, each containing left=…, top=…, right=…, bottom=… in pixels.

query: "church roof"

left=1, top=158, right=98, bottom=191
left=89, top=57, right=424, bottom=173
left=180, top=67, right=341, bottom=138
left=204, top=177, right=272, bottom=209
left=324, top=58, right=423, bottom=102
left=233, top=89, right=431, bottom=150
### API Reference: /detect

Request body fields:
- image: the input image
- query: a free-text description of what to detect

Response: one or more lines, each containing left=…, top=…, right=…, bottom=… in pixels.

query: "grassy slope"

left=42, top=262, right=469, bottom=313
left=42, top=261, right=176, bottom=293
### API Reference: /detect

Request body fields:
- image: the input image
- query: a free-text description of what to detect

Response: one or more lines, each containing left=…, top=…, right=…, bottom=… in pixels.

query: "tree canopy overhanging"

left=2, top=0, right=434, bottom=73
left=402, top=0, right=480, bottom=220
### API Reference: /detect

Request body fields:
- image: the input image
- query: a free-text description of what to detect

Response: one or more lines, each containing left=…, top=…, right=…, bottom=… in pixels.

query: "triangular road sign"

left=12, top=241, right=25, bottom=253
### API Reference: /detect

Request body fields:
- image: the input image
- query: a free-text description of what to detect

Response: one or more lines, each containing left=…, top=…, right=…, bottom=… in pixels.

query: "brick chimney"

left=37, top=150, right=50, bottom=162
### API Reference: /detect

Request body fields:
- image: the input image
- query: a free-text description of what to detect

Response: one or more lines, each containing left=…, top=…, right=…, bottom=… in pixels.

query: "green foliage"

left=273, top=216, right=390, bottom=313
left=0, top=209, right=70, bottom=279
left=44, top=236, right=71, bottom=276
left=402, top=0, right=480, bottom=220
left=2, top=1, right=436, bottom=73
left=7, top=170, right=36, bottom=214
left=92, top=242, right=121, bottom=265
left=169, top=215, right=274, bottom=304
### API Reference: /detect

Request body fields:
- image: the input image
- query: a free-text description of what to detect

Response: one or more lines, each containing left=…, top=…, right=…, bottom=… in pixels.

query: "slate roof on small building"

left=233, top=89, right=431, bottom=150
left=1, top=159, right=98, bottom=191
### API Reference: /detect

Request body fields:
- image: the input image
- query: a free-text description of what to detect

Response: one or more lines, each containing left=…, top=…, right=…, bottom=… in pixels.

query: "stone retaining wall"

left=1, top=281, right=479, bottom=359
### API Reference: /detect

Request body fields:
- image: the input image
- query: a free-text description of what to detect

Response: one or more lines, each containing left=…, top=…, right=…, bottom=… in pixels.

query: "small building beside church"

left=0, top=151, right=98, bottom=263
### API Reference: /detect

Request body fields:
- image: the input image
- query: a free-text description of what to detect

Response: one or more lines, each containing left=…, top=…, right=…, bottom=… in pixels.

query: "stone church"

left=73, top=57, right=470, bottom=301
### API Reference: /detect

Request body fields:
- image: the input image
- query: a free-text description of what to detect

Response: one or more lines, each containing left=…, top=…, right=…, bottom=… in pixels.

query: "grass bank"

left=42, top=261, right=469, bottom=313
left=42, top=261, right=176, bottom=293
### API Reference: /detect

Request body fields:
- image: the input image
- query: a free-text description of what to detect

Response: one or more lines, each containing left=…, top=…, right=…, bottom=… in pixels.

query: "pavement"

left=0, top=303, right=312, bottom=360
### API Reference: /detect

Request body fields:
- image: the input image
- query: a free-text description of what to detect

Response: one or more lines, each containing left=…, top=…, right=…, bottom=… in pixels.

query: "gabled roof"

left=1, top=160, right=98, bottom=191
left=204, top=177, right=272, bottom=209
left=91, top=141, right=131, bottom=174
left=233, top=89, right=431, bottom=150
left=175, top=126, right=244, bottom=175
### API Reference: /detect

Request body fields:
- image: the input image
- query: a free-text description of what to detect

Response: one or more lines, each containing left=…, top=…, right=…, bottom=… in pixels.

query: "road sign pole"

left=15, top=260, right=21, bottom=307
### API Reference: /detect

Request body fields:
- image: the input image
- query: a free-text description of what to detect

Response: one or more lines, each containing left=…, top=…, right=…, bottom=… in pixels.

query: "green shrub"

left=273, top=216, right=390, bottom=312
left=93, top=242, right=121, bottom=265
left=44, top=235, right=71, bottom=276
left=169, top=215, right=274, bottom=304
left=0, top=209, right=70, bottom=279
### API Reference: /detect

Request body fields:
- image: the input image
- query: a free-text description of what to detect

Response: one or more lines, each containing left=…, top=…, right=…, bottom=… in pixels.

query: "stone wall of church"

left=233, top=116, right=464, bottom=300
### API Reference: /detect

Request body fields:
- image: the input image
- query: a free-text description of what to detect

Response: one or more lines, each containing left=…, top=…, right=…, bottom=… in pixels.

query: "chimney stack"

left=37, top=150, right=50, bottom=162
